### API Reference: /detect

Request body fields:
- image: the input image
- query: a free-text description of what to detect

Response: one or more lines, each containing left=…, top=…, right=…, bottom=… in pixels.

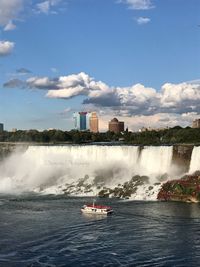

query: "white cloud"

left=4, top=20, right=17, bottom=31
left=27, top=76, right=58, bottom=89
left=0, top=0, right=64, bottom=30
left=37, top=1, right=49, bottom=14
left=45, top=72, right=109, bottom=99
left=43, top=75, right=200, bottom=116
left=136, top=17, right=151, bottom=25
left=0, top=41, right=15, bottom=56
left=36, top=0, right=62, bottom=14
left=0, top=0, right=24, bottom=30
left=4, top=72, right=200, bottom=124
left=160, top=82, right=200, bottom=110
left=120, top=0, right=154, bottom=10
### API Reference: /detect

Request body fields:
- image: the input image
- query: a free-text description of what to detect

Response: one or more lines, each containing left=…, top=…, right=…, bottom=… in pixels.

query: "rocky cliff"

left=172, top=145, right=193, bottom=173
left=157, top=172, right=200, bottom=203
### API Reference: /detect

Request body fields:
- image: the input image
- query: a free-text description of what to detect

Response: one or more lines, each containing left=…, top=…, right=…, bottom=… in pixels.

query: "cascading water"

left=139, top=146, right=173, bottom=178
left=189, top=146, right=200, bottom=174
left=0, top=145, right=174, bottom=199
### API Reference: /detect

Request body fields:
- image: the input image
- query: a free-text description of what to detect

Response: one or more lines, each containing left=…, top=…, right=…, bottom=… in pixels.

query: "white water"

left=139, top=146, right=173, bottom=177
left=0, top=145, right=174, bottom=199
left=189, top=146, right=200, bottom=174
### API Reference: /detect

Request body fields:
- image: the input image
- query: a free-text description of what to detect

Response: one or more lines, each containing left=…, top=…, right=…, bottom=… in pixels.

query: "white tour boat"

left=81, top=202, right=113, bottom=215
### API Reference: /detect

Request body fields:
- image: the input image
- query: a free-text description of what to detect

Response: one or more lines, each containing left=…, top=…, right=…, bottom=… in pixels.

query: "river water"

left=0, top=195, right=200, bottom=267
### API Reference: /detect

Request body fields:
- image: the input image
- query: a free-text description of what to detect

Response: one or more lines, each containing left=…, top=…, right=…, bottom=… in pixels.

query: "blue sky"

left=0, top=0, right=200, bottom=131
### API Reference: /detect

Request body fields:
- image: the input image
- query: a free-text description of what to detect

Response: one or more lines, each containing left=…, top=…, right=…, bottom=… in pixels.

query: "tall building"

left=90, top=112, right=99, bottom=133
left=108, top=118, right=124, bottom=133
left=86, top=113, right=91, bottom=130
left=73, top=112, right=90, bottom=131
left=73, top=112, right=80, bottom=130
left=0, top=123, right=4, bottom=132
left=79, top=112, right=87, bottom=130
left=192, top=119, right=200, bottom=128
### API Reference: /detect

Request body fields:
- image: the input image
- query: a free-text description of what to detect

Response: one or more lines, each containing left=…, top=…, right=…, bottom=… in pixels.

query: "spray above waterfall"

left=0, top=145, right=199, bottom=198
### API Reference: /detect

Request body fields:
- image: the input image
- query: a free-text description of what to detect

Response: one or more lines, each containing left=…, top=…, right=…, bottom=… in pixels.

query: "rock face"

left=98, top=175, right=151, bottom=199
left=172, top=145, right=194, bottom=174
left=157, top=172, right=200, bottom=203
left=45, top=174, right=159, bottom=199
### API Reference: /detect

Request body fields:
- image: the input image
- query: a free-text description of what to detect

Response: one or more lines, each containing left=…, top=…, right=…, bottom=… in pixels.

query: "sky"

left=0, top=0, right=200, bottom=131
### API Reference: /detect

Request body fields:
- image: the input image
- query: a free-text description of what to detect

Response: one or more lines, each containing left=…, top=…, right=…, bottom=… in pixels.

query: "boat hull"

left=81, top=209, right=113, bottom=215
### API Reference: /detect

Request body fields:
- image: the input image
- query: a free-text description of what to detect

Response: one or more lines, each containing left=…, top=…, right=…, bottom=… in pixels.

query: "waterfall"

left=139, top=146, right=173, bottom=179
left=0, top=145, right=173, bottom=196
left=189, top=146, right=200, bottom=174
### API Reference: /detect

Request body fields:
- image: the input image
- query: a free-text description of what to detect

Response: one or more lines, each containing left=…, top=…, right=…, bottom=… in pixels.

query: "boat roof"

left=85, top=204, right=111, bottom=209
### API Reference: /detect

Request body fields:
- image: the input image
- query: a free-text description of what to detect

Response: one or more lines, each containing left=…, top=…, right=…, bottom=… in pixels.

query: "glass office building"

left=73, top=112, right=90, bottom=131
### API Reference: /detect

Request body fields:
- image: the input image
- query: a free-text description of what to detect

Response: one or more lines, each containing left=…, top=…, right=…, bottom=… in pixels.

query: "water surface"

left=0, top=195, right=200, bottom=266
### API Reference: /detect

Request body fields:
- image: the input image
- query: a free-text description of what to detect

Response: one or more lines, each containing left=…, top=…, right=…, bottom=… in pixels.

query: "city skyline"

left=0, top=0, right=200, bottom=131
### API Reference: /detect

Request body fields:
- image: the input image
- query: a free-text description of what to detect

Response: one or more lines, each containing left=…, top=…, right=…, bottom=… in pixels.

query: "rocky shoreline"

left=157, top=172, right=200, bottom=203
left=34, top=174, right=162, bottom=200
left=59, top=172, right=200, bottom=203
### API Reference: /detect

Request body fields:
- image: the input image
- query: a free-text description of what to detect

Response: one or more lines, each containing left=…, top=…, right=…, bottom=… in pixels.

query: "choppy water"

left=0, top=196, right=200, bottom=267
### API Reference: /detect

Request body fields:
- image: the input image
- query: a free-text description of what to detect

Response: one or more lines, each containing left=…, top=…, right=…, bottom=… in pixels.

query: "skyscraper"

left=90, top=112, right=99, bottom=133
left=79, top=112, right=87, bottom=130
left=73, top=112, right=90, bottom=131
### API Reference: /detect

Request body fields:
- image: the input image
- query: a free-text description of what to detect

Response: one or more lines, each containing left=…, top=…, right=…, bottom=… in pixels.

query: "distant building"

left=139, top=126, right=169, bottom=132
left=108, top=118, right=124, bottom=133
left=73, top=112, right=91, bottom=131
left=12, top=128, right=17, bottom=132
left=192, top=119, right=200, bottom=128
left=90, top=112, right=99, bottom=133
left=0, top=123, right=4, bottom=132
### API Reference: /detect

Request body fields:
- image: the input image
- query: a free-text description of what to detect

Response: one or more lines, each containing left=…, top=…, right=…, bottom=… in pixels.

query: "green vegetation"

left=124, top=126, right=200, bottom=145
left=0, top=129, right=119, bottom=143
left=157, top=172, right=200, bottom=202
left=0, top=126, right=200, bottom=144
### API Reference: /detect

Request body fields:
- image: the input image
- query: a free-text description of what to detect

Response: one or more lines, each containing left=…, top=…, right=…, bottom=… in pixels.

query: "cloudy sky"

left=0, top=0, right=200, bottom=131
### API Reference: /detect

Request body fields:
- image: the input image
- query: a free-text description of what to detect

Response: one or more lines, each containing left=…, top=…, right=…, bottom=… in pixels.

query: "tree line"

left=0, top=126, right=200, bottom=144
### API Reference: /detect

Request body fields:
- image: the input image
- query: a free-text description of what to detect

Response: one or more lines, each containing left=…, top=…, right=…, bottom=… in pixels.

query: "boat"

left=81, top=202, right=113, bottom=215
